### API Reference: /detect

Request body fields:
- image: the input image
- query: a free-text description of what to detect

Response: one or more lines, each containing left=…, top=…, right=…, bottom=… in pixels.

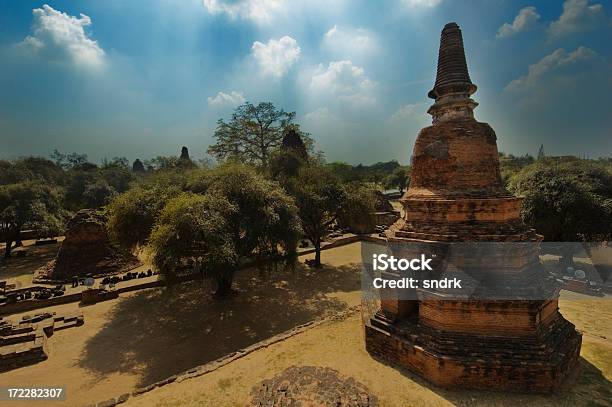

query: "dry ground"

left=0, top=239, right=64, bottom=288
left=124, top=297, right=611, bottom=407
left=0, top=243, right=363, bottom=407
left=0, top=242, right=610, bottom=407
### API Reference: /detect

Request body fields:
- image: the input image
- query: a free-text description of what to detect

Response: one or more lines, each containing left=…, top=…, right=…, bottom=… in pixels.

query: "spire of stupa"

left=427, top=22, right=478, bottom=124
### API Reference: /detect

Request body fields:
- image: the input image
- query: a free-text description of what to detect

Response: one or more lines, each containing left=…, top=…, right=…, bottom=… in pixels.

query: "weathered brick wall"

left=407, top=120, right=506, bottom=198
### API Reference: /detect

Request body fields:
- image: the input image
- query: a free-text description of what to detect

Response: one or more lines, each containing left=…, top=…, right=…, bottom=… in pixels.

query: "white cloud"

left=505, top=46, right=597, bottom=92
left=207, top=91, right=246, bottom=107
left=549, top=0, right=606, bottom=37
left=322, top=25, right=377, bottom=56
left=389, top=103, right=428, bottom=122
left=402, top=0, right=442, bottom=7
left=19, top=4, right=104, bottom=68
left=304, top=107, right=333, bottom=122
left=203, top=0, right=285, bottom=24
left=251, top=36, right=300, bottom=78
left=310, top=60, right=375, bottom=106
left=497, top=6, right=541, bottom=38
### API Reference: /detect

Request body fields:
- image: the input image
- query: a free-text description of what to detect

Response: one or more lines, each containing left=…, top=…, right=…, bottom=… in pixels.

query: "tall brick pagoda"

left=365, top=22, right=582, bottom=392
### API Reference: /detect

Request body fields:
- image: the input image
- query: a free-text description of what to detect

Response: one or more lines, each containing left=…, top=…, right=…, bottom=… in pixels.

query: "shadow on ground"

left=0, top=242, right=58, bottom=287
left=78, top=260, right=362, bottom=387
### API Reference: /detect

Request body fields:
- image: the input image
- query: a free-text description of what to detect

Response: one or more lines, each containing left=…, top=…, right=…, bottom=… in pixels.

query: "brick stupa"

left=365, top=22, right=582, bottom=392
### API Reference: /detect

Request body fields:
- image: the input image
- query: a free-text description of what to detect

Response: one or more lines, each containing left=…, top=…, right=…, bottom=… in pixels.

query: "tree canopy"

left=286, top=165, right=348, bottom=266
left=0, top=182, right=64, bottom=257
left=509, top=159, right=612, bottom=241
left=149, top=193, right=238, bottom=289
left=207, top=102, right=311, bottom=167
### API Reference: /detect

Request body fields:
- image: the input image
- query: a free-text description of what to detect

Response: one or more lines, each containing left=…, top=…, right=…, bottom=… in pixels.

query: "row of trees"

left=2, top=101, right=610, bottom=287
left=0, top=154, right=136, bottom=257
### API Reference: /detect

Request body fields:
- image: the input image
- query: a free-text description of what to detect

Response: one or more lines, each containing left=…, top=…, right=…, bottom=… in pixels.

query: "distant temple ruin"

left=365, top=23, right=582, bottom=392
left=36, top=210, right=141, bottom=282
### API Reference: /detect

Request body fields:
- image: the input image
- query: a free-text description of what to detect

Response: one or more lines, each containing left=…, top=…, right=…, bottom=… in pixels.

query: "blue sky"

left=0, top=0, right=610, bottom=164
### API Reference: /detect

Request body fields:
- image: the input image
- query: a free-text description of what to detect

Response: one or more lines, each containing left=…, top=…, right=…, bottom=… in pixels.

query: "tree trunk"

left=214, top=273, right=234, bottom=297
left=559, top=245, right=576, bottom=271
left=314, top=241, right=322, bottom=267
left=4, top=239, right=12, bottom=258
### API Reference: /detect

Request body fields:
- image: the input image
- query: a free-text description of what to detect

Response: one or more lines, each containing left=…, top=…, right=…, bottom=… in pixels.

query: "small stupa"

left=36, top=210, right=141, bottom=282
left=364, top=22, right=582, bottom=392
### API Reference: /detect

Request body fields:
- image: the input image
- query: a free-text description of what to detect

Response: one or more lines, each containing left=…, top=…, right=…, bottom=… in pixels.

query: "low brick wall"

left=1, top=235, right=364, bottom=317
left=0, top=293, right=82, bottom=316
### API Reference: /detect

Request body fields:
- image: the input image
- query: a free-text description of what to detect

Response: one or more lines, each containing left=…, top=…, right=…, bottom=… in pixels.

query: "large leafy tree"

left=204, top=165, right=301, bottom=274
left=0, top=182, right=64, bottom=258
left=0, top=157, right=64, bottom=186
left=509, top=160, right=612, bottom=241
left=107, top=185, right=180, bottom=249
left=208, top=102, right=310, bottom=167
left=337, top=183, right=377, bottom=234
left=287, top=166, right=348, bottom=267
left=384, top=166, right=410, bottom=195
left=149, top=193, right=238, bottom=291
left=109, top=164, right=300, bottom=295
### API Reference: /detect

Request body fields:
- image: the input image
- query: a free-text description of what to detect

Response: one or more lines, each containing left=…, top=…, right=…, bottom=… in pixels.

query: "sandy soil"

left=0, top=243, right=363, bottom=407
left=124, top=320, right=611, bottom=407
left=1, top=242, right=610, bottom=407
left=0, top=239, right=63, bottom=288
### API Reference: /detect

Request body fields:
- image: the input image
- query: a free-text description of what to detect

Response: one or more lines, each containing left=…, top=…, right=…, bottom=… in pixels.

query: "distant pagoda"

left=365, top=22, right=582, bottom=392
left=281, top=128, right=308, bottom=160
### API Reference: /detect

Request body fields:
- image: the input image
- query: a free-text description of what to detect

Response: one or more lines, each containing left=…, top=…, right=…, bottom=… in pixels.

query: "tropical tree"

left=149, top=193, right=238, bottom=291
left=287, top=166, right=347, bottom=267
left=205, top=165, right=301, bottom=271
left=82, top=179, right=117, bottom=208
left=107, top=185, right=180, bottom=249
left=338, top=184, right=378, bottom=234
left=207, top=102, right=310, bottom=167
left=509, top=160, right=612, bottom=242
left=0, top=182, right=64, bottom=257
left=384, top=166, right=410, bottom=195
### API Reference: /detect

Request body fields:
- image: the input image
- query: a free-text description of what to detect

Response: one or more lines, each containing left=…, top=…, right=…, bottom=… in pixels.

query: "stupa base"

left=365, top=311, right=582, bottom=393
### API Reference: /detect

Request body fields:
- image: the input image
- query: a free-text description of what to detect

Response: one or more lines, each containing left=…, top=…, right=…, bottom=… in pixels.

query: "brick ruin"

left=364, top=22, right=582, bottom=392
left=35, top=209, right=141, bottom=282
left=0, top=311, right=84, bottom=372
left=249, top=366, right=378, bottom=406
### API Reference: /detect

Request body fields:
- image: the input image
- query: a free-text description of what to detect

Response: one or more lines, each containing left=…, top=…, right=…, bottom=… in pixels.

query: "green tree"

left=107, top=185, right=180, bottom=249
left=149, top=193, right=238, bottom=291
left=384, top=167, right=410, bottom=195
left=0, top=182, right=64, bottom=258
left=205, top=165, right=301, bottom=275
left=269, top=147, right=308, bottom=180
left=537, top=144, right=545, bottom=160
left=146, top=164, right=300, bottom=295
left=82, top=180, right=117, bottom=208
left=208, top=102, right=310, bottom=167
left=66, top=152, right=90, bottom=169
left=509, top=160, right=612, bottom=241
left=148, top=156, right=180, bottom=171
left=338, top=184, right=378, bottom=234
left=50, top=149, right=67, bottom=168
left=287, top=166, right=347, bottom=267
